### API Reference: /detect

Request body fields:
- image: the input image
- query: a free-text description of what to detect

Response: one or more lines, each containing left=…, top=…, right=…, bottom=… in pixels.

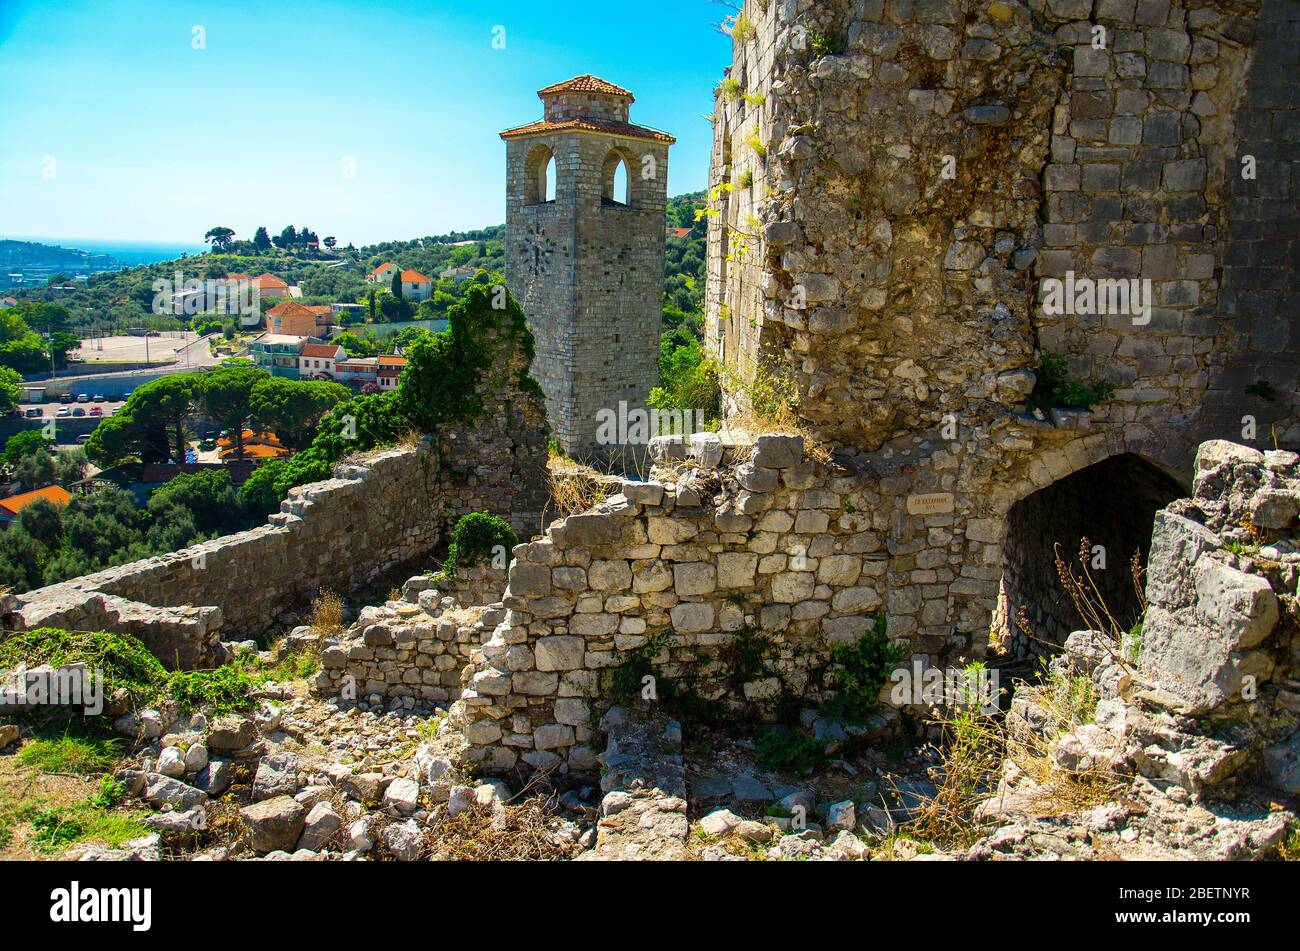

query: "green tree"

left=49, top=331, right=80, bottom=369
left=14, top=497, right=63, bottom=547
left=2, top=429, right=53, bottom=467
left=147, top=468, right=244, bottom=536
left=12, top=449, right=56, bottom=489
left=253, top=226, right=272, bottom=250
left=199, top=364, right=268, bottom=459
left=390, top=269, right=402, bottom=299
left=0, top=366, right=21, bottom=415
left=128, top=375, right=201, bottom=464
left=0, top=527, right=45, bottom=591
left=53, top=447, right=89, bottom=487
left=249, top=377, right=349, bottom=451
left=204, top=226, right=236, bottom=252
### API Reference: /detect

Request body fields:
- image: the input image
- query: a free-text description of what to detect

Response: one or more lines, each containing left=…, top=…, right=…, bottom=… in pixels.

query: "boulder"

left=253, top=751, right=301, bottom=802
left=297, top=802, right=342, bottom=852
left=240, top=796, right=306, bottom=854
left=383, top=819, right=424, bottom=861
left=207, top=714, right=255, bottom=753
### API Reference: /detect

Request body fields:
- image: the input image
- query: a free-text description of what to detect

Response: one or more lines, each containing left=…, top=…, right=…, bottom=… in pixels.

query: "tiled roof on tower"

left=536, top=74, right=634, bottom=100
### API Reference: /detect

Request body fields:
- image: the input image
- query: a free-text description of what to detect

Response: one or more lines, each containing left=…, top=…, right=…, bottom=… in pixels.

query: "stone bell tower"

left=501, top=75, right=674, bottom=457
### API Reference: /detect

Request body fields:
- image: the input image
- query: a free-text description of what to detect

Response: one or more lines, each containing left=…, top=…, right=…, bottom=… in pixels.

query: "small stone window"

left=601, top=148, right=634, bottom=207
left=524, top=144, right=557, bottom=205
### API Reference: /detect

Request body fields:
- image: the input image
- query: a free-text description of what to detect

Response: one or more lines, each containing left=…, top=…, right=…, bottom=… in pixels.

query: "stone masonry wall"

left=449, top=432, right=982, bottom=772
left=706, top=0, right=1297, bottom=471
left=699, top=0, right=1296, bottom=663
left=504, top=90, right=670, bottom=457
left=4, top=327, right=549, bottom=662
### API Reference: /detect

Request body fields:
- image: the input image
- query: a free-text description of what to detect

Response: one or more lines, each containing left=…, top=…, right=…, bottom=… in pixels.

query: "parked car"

left=92, top=394, right=105, bottom=402
left=109, top=393, right=123, bottom=402
left=56, top=407, right=71, bottom=418
left=76, top=393, right=90, bottom=403
left=72, top=407, right=85, bottom=417
left=58, top=393, right=73, bottom=404
left=89, top=406, right=102, bottom=417
left=76, top=434, right=91, bottom=444
left=23, top=407, right=41, bottom=418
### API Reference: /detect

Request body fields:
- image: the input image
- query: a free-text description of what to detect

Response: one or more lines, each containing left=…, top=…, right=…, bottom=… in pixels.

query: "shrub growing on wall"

left=443, top=511, right=518, bottom=575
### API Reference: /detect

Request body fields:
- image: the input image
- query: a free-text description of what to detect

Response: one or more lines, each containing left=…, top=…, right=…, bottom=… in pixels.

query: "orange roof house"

left=367, top=262, right=400, bottom=284
left=0, top=485, right=73, bottom=523
left=254, top=272, right=291, bottom=295
left=400, top=269, right=430, bottom=284
left=267, top=301, right=332, bottom=337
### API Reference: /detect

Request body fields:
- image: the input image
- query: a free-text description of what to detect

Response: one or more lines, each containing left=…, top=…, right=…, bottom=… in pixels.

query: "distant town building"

left=0, top=485, right=73, bottom=527
left=439, top=266, right=477, bottom=284
left=0, top=296, right=17, bottom=309
left=267, top=301, right=332, bottom=337
left=329, top=302, right=366, bottom=324
left=333, top=354, right=406, bottom=390
left=299, top=342, right=345, bottom=380
left=250, top=333, right=312, bottom=379
left=399, top=269, right=433, bottom=301
left=366, top=262, right=400, bottom=284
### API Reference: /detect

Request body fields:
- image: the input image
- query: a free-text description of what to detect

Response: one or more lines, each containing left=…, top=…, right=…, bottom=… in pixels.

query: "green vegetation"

left=754, top=729, right=825, bottom=776
left=0, top=626, right=269, bottom=714
left=243, top=280, right=540, bottom=516
left=729, top=12, right=756, bottom=43
left=17, top=729, right=123, bottom=775
left=166, top=665, right=262, bottom=714
left=28, top=803, right=148, bottom=855
left=1245, top=379, right=1276, bottom=401
left=820, top=617, right=908, bottom=724
left=1025, top=351, right=1117, bottom=414
left=442, top=511, right=518, bottom=576
left=1125, top=621, right=1143, bottom=664
left=0, top=627, right=168, bottom=705
left=0, top=466, right=267, bottom=593
left=649, top=327, right=720, bottom=418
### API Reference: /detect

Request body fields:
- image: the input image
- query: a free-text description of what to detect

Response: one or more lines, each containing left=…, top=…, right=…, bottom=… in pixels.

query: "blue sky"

left=0, top=0, right=731, bottom=246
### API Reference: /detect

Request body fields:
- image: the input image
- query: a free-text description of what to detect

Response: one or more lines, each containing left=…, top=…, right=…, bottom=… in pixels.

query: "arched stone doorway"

left=996, top=452, right=1186, bottom=661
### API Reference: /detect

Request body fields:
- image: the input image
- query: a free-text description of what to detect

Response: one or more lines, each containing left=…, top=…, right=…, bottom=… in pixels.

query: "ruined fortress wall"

left=706, top=0, right=1297, bottom=470
left=700, top=0, right=1297, bottom=659
left=5, top=355, right=550, bottom=655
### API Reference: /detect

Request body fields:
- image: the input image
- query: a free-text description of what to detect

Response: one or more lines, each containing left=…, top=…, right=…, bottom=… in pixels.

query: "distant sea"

left=2, top=235, right=207, bottom=267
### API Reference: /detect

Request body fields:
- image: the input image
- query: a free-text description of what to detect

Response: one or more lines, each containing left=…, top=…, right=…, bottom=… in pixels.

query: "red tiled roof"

left=268, top=301, right=330, bottom=317
left=0, top=485, right=73, bottom=516
left=255, top=272, right=290, bottom=289
left=401, top=269, right=431, bottom=283
left=537, top=75, right=634, bottom=101
left=500, top=118, right=675, bottom=144
left=666, top=227, right=692, bottom=238
left=301, top=343, right=343, bottom=359
left=378, top=355, right=407, bottom=366
left=369, top=262, right=397, bottom=277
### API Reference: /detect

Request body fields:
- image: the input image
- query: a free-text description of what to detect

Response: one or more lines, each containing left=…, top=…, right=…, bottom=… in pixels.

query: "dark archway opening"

left=999, top=453, right=1185, bottom=661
